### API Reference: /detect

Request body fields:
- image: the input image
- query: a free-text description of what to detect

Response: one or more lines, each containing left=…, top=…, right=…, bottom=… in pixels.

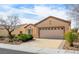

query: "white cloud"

left=34, top=6, right=52, bottom=16
left=0, top=5, right=69, bottom=24
left=0, top=5, right=34, bottom=15
left=33, top=5, right=68, bottom=19
left=19, top=17, right=39, bottom=24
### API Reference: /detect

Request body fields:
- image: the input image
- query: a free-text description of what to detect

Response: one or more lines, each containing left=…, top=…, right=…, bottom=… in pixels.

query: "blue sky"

left=0, top=4, right=70, bottom=24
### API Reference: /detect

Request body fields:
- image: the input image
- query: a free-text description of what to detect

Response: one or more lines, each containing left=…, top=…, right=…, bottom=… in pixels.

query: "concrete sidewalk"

left=0, top=43, right=79, bottom=54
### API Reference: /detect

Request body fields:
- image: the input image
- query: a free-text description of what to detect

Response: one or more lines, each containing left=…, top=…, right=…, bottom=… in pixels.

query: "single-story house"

left=24, top=16, right=71, bottom=39
left=0, top=16, right=71, bottom=39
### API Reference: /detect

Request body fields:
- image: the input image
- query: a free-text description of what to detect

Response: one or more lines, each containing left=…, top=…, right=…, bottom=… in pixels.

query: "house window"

left=57, top=27, right=60, bottom=30
left=61, top=28, right=64, bottom=30
left=54, top=27, right=56, bottom=30
left=20, top=31, right=23, bottom=34
left=43, top=27, right=45, bottom=30
left=42, top=27, right=44, bottom=30
left=39, top=28, right=42, bottom=30
left=28, top=29, right=32, bottom=35
left=47, top=27, right=50, bottom=30
left=45, top=27, right=47, bottom=30
left=51, top=27, right=54, bottom=30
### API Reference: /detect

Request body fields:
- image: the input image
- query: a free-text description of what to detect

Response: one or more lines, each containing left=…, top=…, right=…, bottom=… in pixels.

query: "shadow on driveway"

left=0, top=48, right=36, bottom=54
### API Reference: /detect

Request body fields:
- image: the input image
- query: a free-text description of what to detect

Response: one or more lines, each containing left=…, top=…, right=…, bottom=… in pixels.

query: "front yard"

left=1, top=28, right=79, bottom=51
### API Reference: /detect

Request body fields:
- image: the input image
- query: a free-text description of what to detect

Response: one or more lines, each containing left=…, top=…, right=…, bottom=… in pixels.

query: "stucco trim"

left=24, top=24, right=35, bottom=28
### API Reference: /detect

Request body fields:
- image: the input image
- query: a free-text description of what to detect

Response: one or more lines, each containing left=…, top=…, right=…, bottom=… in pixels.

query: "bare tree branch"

left=0, top=16, right=20, bottom=39
left=66, top=4, right=79, bottom=29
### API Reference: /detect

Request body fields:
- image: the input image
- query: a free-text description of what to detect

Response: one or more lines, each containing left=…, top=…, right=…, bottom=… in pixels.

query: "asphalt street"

left=0, top=48, right=35, bottom=54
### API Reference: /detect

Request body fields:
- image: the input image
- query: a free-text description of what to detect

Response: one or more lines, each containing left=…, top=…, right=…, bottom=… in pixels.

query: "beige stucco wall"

left=25, top=25, right=38, bottom=38
left=0, top=29, right=8, bottom=36
left=35, top=17, right=70, bottom=32
left=12, top=24, right=27, bottom=35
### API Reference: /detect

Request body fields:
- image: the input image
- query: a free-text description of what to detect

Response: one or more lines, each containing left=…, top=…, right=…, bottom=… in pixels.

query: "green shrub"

left=16, top=34, right=33, bottom=42
left=65, top=31, right=78, bottom=46
left=73, top=33, right=78, bottom=40
left=26, top=34, right=33, bottom=40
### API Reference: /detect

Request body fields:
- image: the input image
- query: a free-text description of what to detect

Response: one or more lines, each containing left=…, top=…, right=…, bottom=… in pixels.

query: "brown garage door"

left=39, top=27, right=64, bottom=39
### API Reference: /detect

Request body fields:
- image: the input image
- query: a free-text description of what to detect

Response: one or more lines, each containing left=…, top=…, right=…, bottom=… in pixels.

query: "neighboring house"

left=0, top=26, right=8, bottom=36
left=0, top=16, right=71, bottom=39
left=24, top=16, right=71, bottom=39
left=0, top=24, right=27, bottom=36
left=12, top=24, right=27, bottom=35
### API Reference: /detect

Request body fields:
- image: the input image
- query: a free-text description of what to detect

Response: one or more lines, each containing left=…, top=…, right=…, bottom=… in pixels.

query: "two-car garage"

left=39, top=27, right=64, bottom=39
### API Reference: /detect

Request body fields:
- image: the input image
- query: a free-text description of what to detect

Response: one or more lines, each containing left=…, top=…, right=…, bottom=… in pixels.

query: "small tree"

left=0, top=16, right=20, bottom=39
left=65, top=31, right=78, bottom=46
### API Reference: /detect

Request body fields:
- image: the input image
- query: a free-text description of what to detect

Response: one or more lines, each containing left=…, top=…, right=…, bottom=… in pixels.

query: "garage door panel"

left=40, top=28, right=64, bottom=39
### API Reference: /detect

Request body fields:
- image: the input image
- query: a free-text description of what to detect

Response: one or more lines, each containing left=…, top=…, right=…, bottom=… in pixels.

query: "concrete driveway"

left=21, top=38, right=65, bottom=49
